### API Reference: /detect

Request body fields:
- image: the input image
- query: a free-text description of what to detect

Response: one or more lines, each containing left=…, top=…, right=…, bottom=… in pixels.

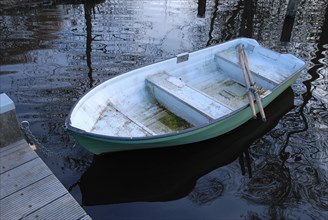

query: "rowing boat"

left=65, top=38, right=306, bottom=154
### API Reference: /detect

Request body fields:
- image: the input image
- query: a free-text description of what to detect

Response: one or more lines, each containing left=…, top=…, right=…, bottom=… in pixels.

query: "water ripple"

left=1, top=0, right=327, bottom=219
left=291, top=164, right=328, bottom=210
left=188, top=176, right=224, bottom=206
left=240, top=159, right=291, bottom=205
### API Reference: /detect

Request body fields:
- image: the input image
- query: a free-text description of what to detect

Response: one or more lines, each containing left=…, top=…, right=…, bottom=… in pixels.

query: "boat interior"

left=69, top=40, right=304, bottom=138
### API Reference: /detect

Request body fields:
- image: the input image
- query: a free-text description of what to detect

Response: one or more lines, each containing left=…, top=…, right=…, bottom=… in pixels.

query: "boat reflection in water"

left=79, top=87, right=295, bottom=206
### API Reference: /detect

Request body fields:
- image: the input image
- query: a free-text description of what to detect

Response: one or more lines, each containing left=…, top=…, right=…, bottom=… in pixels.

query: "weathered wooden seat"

left=214, top=47, right=281, bottom=87
left=146, top=72, right=232, bottom=126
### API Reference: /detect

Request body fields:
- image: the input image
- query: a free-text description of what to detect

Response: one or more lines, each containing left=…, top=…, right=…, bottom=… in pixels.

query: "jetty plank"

left=22, top=193, right=91, bottom=220
left=0, top=140, right=91, bottom=220
left=0, top=175, right=68, bottom=219
left=0, top=140, right=37, bottom=174
left=0, top=158, right=52, bottom=199
left=0, top=139, right=26, bottom=154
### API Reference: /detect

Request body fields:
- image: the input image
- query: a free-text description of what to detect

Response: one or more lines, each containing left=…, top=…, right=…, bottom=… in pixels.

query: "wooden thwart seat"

left=214, top=50, right=280, bottom=87
left=146, top=72, right=233, bottom=126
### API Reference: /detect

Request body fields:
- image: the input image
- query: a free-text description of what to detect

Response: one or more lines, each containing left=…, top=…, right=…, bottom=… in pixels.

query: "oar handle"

left=238, top=45, right=257, bottom=119
left=238, top=44, right=266, bottom=121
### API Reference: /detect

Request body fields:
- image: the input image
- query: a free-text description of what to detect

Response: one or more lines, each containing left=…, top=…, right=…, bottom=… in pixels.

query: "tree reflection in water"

left=0, top=0, right=327, bottom=219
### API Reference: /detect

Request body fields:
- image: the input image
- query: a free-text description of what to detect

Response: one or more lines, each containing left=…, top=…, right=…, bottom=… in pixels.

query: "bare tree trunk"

left=280, top=0, right=300, bottom=42
left=240, top=0, right=256, bottom=38
left=197, top=0, right=206, bottom=18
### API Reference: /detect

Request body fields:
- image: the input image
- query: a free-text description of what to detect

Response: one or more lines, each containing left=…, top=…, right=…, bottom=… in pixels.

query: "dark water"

left=1, top=0, right=327, bottom=219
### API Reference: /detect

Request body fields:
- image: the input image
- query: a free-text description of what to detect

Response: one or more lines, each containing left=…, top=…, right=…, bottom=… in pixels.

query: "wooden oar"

left=238, top=44, right=267, bottom=121
left=238, top=45, right=257, bottom=119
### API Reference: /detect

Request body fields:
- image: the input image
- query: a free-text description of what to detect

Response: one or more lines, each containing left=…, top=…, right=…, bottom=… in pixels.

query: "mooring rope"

left=20, top=121, right=72, bottom=158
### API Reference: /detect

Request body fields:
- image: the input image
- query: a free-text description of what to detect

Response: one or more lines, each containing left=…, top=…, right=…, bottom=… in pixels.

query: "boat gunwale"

left=65, top=38, right=307, bottom=143
left=65, top=70, right=306, bottom=143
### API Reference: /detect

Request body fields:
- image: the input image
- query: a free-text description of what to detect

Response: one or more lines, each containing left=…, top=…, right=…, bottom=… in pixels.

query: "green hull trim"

left=71, top=72, right=300, bottom=155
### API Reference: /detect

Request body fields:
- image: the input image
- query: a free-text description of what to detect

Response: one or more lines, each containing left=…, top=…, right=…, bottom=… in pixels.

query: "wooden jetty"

left=0, top=93, right=91, bottom=220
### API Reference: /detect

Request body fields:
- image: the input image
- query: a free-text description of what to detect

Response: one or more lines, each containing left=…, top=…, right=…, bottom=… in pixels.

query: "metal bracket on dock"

left=176, top=52, right=189, bottom=63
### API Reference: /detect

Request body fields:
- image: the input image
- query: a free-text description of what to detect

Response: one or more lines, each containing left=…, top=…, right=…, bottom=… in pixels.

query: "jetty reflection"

left=79, top=87, right=295, bottom=206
